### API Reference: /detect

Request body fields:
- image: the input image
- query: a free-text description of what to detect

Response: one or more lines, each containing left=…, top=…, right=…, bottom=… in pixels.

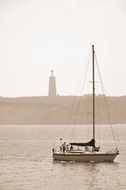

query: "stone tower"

left=48, top=70, right=57, bottom=97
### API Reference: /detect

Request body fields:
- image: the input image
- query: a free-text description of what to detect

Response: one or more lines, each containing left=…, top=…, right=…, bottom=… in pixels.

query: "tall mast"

left=92, top=45, right=95, bottom=143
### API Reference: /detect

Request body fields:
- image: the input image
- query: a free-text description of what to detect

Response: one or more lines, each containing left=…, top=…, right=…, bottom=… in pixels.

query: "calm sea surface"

left=0, top=125, right=126, bottom=190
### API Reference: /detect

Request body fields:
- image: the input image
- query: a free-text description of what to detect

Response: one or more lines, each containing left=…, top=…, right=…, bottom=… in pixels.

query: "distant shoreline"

left=0, top=95, right=126, bottom=124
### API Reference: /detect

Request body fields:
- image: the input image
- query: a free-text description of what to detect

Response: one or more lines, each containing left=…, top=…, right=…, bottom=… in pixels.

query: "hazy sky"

left=0, top=0, right=126, bottom=97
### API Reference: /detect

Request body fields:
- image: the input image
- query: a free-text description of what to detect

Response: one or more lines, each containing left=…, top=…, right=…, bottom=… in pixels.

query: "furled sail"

left=70, top=138, right=95, bottom=147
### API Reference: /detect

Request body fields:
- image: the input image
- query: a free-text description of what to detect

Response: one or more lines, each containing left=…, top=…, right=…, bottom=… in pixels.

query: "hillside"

left=0, top=95, right=126, bottom=124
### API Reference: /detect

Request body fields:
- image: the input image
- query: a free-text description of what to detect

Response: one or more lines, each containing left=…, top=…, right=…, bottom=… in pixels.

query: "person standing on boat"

left=59, top=137, right=63, bottom=153
left=62, top=142, right=66, bottom=153
left=60, top=146, right=62, bottom=153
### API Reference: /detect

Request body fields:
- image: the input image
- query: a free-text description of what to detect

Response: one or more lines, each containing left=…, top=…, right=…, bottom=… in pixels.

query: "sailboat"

left=52, top=45, right=119, bottom=162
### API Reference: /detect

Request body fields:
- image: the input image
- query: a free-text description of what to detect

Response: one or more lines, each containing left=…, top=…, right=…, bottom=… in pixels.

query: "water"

left=0, top=125, right=126, bottom=190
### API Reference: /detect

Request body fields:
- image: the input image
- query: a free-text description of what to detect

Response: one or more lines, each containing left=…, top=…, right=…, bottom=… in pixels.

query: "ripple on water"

left=0, top=125, right=126, bottom=190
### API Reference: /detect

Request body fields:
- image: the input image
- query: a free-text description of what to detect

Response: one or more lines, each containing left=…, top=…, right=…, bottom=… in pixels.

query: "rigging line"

left=106, top=99, right=120, bottom=143
left=95, top=53, right=118, bottom=148
left=61, top=51, right=91, bottom=141
left=86, top=113, right=89, bottom=140
left=98, top=110, right=101, bottom=147
left=95, top=82, right=101, bottom=146
left=96, top=68, right=101, bottom=147
left=73, top=52, right=91, bottom=122
left=95, top=55, right=115, bottom=133
left=75, top=50, right=92, bottom=95
left=86, top=97, right=91, bottom=140
left=103, top=97, right=121, bottom=147
left=70, top=50, right=91, bottom=142
left=95, top=55, right=118, bottom=148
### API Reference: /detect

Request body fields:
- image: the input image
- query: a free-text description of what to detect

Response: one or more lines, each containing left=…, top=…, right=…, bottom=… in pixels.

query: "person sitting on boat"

left=66, top=144, right=69, bottom=152
left=85, top=146, right=89, bottom=152
left=92, top=146, right=100, bottom=152
left=77, top=146, right=81, bottom=151
left=70, top=145, right=74, bottom=151
left=95, top=146, right=100, bottom=152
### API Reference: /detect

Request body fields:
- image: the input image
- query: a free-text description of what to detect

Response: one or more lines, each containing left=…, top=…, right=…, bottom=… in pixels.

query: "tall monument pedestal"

left=48, top=70, right=57, bottom=97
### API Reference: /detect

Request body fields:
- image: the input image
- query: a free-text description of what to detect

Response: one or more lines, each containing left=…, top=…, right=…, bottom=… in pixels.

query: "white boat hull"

left=53, top=152, right=118, bottom=162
